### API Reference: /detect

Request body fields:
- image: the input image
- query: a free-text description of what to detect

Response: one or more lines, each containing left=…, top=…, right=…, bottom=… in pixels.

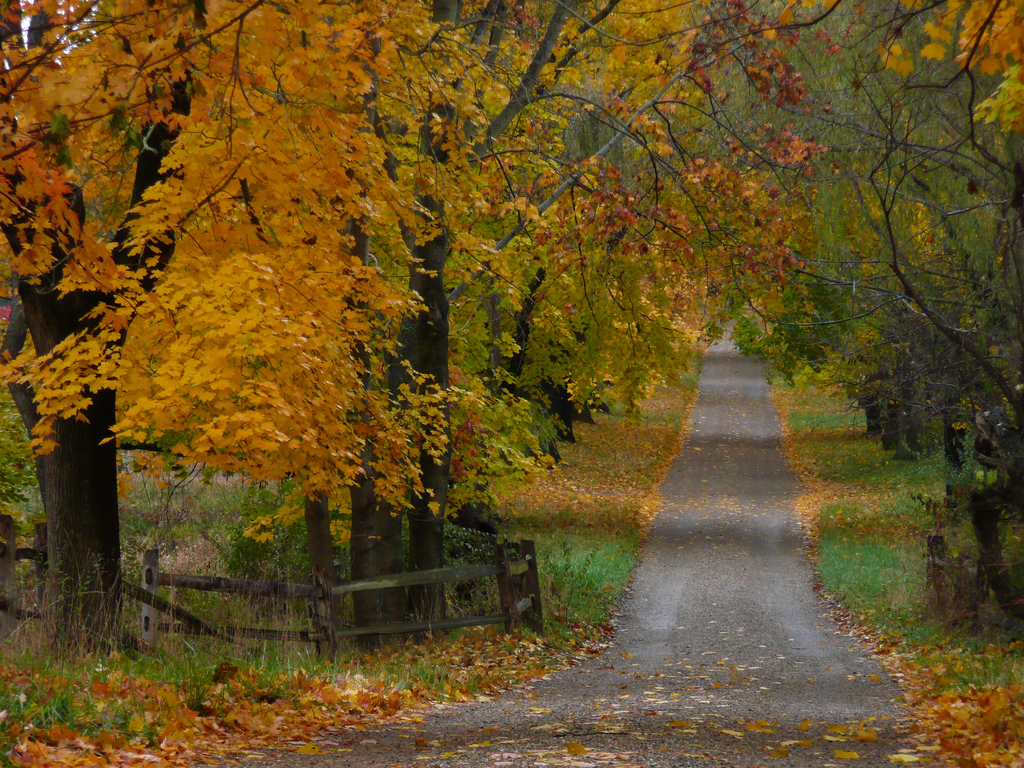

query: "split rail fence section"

left=0, top=509, right=544, bottom=653
left=136, top=539, right=542, bottom=654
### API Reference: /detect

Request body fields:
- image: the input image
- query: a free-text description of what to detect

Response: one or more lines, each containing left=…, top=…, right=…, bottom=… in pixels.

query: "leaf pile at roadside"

left=907, top=683, right=1024, bottom=768
left=2, top=631, right=607, bottom=767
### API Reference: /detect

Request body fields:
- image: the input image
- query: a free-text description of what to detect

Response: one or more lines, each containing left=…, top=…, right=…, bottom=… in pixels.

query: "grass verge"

left=773, top=381, right=1024, bottom=768
left=0, top=370, right=700, bottom=768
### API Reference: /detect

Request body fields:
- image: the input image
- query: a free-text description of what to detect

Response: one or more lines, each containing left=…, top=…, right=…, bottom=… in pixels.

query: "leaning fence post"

left=32, top=523, right=46, bottom=610
left=141, top=549, right=160, bottom=646
left=0, top=515, right=15, bottom=637
left=311, top=567, right=338, bottom=659
left=494, top=541, right=518, bottom=633
left=519, top=539, right=544, bottom=635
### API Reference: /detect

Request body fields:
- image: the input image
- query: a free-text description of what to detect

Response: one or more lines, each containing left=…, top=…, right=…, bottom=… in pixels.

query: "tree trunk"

left=970, top=486, right=1024, bottom=621
left=0, top=92, right=187, bottom=649
left=37, top=389, right=121, bottom=649
left=304, top=493, right=337, bottom=591
left=859, top=396, right=882, bottom=436
left=406, top=199, right=451, bottom=621
left=348, top=219, right=406, bottom=640
left=349, top=453, right=406, bottom=644
left=943, top=417, right=966, bottom=470
left=880, top=398, right=899, bottom=451
left=895, top=385, right=922, bottom=460
left=403, top=0, right=457, bottom=618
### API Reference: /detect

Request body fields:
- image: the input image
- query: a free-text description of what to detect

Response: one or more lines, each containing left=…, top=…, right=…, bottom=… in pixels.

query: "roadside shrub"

left=223, top=483, right=311, bottom=583
left=0, top=391, right=35, bottom=513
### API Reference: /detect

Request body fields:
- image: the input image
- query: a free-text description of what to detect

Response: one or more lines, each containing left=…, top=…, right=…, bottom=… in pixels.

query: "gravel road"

left=214, top=340, right=936, bottom=768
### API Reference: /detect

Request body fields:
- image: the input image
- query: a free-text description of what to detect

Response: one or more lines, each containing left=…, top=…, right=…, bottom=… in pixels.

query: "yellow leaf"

left=979, top=56, right=1002, bottom=75
left=855, top=728, right=878, bottom=743
left=769, top=748, right=789, bottom=758
left=128, top=716, right=144, bottom=733
left=669, top=721, right=693, bottom=728
left=924, top=22, right=952, bottom=42
left=530, top=707, right=551, bottom=713
left=623, top=652, right=633, bottom=658
left=720, top=729, right=744, bottom=738
left=763, top=28, right=777, bottom=40
left=297, top=744, right=323, bottom=755
left=920, top=43, right=946, bottom=60
left=782, top=740, right=814, bottom=747
left=889, top=755, right=924, bottom=763
left=798, top=719, right=812, bottom=731
left=566, top=742, right=587, bottom=755
left=778, top=5, right=794, bottom=25
left=835, top=750, right=860, bottom=759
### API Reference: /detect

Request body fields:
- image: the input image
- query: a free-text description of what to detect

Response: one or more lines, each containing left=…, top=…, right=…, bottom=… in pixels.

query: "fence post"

left=311, top=567, right=338, bottom=659
left=141, top=549, right=160, bottom=646
left=32, top=523, right=46, bottom=611
left=519, top=540, right=544, bottom=635
left=0, top=515, right=15, bottom=637
left=494, top=541, right=518, bottom=633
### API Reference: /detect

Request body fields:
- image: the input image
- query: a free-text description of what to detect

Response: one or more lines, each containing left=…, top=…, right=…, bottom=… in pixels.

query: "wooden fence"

left=0, top=509, right=543, bottom=654
left=134, top=539, right=542, bottom=654
left=0, top=517, right=46, bottom=632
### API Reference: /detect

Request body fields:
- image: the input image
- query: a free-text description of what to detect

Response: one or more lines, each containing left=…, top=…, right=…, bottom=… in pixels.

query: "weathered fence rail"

left=134, top=538, right=542, bottom=654
left=0, top=510, right=543, bottom=655
left=0, top=516, right=46, bottom=633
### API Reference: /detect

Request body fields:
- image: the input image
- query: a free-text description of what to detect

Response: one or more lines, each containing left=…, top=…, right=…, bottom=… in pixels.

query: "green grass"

left=500, top=378, right=697, bottom=638
left=775, top=380, right=1024, bottom=694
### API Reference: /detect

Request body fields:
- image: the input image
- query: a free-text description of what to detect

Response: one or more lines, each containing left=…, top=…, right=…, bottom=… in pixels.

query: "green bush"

left=0, top=392, right=35, bottom=512
left=223, top=483, right=312, bottom=583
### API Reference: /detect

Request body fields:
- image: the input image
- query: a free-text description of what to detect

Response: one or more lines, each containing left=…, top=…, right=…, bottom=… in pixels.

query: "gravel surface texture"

left=209, top=340, right=936, bottom=768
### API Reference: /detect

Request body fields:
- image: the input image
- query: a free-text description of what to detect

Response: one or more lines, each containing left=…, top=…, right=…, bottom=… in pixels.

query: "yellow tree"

left=0, top=0, right=819, bottom=644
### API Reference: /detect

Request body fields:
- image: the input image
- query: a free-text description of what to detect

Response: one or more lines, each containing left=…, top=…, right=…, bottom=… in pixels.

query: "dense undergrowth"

left=0, top=371, right=699, bottom=767
left=773, top=380, right=1024, bottom=768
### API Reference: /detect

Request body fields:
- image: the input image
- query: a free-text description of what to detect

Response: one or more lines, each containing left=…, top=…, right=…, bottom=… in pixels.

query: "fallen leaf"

left=834, top=750, right=860, bottom=759
left=297, top=744, right=323, bottom=755
left=566, top=742, right=588, bottom=755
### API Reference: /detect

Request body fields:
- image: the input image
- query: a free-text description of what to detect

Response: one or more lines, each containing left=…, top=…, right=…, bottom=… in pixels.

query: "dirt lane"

left=215, top=341, right=934, bottom=768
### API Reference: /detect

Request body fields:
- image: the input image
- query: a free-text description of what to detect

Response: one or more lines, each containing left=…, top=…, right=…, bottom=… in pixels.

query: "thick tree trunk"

left=348, top=219, right=406, bottom=639
left=37, top=389, right=121, bottom=648
left=349, top=453, right=406, bottom=644
left=406, top=201, right=451, bottom=621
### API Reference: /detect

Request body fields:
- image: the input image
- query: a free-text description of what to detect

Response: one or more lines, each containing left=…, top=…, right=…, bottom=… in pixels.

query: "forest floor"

left=202, top=339, right=942, bottom=768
